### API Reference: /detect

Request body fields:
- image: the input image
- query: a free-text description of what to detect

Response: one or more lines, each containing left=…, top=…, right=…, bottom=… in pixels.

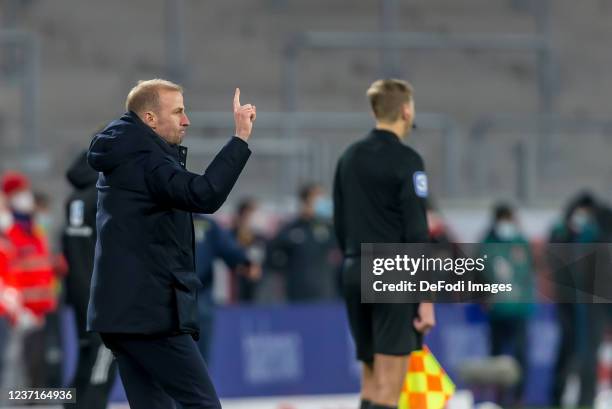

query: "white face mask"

left=10, top=191, right=35, bottom=214
left=570, top=210, right=592, bottom=232
left=495, top=221, right=518, bottom=240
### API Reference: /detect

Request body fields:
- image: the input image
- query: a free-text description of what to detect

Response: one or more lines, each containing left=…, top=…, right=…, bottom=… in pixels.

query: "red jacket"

left=2, top=222, right=57, bottom=317
left=0, top=236, right=17, bottom=317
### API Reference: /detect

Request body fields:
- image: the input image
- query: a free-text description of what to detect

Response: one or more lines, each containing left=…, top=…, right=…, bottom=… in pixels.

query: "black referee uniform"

left=333, top=128, right=429, bottom=362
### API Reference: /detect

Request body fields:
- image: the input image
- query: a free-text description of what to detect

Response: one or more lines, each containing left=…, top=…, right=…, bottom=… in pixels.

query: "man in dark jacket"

left=480, top=203, right=534, bottom=406
left=63, top=150, right=117, bottom=409
left=87, top=79, right=256, bottom=409
left=266, top=183, right=340, bottom=302
left=549, top=192, right=607, bottom=408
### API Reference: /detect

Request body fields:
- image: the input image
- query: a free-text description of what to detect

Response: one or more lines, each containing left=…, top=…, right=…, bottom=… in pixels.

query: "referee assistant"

left=333, top=79, right=435, bottom=409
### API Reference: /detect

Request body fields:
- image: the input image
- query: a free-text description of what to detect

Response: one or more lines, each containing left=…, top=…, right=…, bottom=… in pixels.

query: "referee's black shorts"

left=341, top=257, right=421, bottom=363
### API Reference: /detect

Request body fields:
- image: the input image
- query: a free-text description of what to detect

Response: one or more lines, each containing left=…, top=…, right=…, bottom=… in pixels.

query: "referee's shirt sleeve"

left=398, top=154, right=430, bottom=243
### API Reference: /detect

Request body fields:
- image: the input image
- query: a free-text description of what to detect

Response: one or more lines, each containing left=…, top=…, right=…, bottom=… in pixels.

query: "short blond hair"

left=125, top=79, right=183, bottom=114
left=366, top=79, right=413, bottom=122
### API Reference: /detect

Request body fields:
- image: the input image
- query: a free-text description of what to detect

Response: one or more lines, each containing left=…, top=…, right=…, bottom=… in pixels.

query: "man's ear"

left=143, top=111, right=157, bottom=128
left=401, top=103, right=412, bottom=121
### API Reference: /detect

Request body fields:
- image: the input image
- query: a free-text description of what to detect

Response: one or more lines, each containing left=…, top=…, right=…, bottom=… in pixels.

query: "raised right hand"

left=233, top=88, right=256, bottom=142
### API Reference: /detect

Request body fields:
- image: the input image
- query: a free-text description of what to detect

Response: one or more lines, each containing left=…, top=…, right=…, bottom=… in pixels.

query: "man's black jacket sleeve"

left=145, top=137, right=251, bottom=213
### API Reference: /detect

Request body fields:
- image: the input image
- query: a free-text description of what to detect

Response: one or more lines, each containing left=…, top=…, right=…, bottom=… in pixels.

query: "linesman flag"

left=399, top=345, right=455, bottom=409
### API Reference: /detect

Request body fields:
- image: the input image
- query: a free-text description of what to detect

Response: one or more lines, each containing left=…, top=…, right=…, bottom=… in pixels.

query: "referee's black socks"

left=369, top=404, right=397, bottom=409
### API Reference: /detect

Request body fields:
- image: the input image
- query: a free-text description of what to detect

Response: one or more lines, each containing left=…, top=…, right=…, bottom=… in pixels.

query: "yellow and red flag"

left=399, top=345, right=455, bottom=409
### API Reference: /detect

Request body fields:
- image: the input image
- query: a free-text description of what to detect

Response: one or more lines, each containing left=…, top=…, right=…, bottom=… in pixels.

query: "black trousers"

left=577, top=304, right=605, bottom=407
left=551, top=303, right=605, bottom=407
left=101, top=333, right=221, bottom=409
left=64, top=332, right=117, bottom=409
left=23, top=326, right=47, bottom=388
left=551, top=303, right=576, bottom=407
left=489, top=317, right=528, bottom=405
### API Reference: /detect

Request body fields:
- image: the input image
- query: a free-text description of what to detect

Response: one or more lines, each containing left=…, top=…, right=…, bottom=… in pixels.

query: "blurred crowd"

left=466, top=193, right=612, bottom=407
left=1, top=151, right=612, bottom=407
left=0, top=171, right=66, bottom=393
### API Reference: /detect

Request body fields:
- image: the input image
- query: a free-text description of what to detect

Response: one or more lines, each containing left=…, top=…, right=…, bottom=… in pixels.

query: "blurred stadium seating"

left=1, top=0, right=612, bottom=210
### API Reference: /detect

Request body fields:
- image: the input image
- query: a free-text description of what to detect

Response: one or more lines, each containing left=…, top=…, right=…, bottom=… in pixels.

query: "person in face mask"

left=568, top=205, right=599, bottom=242
left=33, top=191, right=54, bottom=239
left=0, top=170, right=58, bottom=389
left=0, top=172, right=36, bottom=231
left=266, top=183, right=341, bottom=302
left=548, top=192, right=604, bottom=407
left=479, top=202, right=535, bottom=407
left=230, top=198, right=266, bottom=303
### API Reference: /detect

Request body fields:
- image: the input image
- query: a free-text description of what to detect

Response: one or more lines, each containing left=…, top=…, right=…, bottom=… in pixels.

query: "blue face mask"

left=313, top=197, right=333, bottom=219
left=570, top=211, right=592, bottom=232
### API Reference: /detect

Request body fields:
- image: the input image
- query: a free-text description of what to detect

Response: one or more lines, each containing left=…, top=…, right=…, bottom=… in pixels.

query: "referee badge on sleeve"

left=413, top=171, right=428, bottom=198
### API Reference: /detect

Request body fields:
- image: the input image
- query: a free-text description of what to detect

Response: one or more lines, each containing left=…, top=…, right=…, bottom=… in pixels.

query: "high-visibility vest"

left=0, top=236, right=17, bottom=317
left=2, top=223, right=57, bottom=317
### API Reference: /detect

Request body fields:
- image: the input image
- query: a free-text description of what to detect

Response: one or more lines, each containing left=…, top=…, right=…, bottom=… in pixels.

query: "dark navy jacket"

left=193, top=215, right=249, bottom=307
left=86, top=111, right=250, bottom=338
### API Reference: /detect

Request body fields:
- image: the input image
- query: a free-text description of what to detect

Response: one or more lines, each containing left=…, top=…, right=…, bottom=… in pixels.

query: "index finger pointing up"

left=233, top=88, right=241, bottom=112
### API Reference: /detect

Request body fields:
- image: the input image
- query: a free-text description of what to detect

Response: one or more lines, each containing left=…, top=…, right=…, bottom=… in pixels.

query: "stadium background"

left=1, top=0, right=611, bottom=408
